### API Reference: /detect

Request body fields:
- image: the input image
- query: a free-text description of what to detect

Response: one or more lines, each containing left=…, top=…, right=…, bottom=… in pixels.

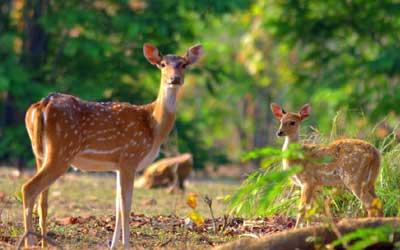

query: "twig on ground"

left=221, top=214, right=229, bottom=233
left=202, top=195, right=217, bottom=233
left=16, top=231, right=62, bottom=250
left=0, top=240, right=14, bottom=248
left=158, top=237, right=172, bottom=247
left=324, top=198, right=348, bottom=250
left=198, top=233, right=215, bottom=246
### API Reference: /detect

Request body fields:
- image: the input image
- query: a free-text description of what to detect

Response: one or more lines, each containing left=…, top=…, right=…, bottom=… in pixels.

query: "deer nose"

left=277, top=131, right=285, bottom=137
left=169, top=76, right=182, bottom=85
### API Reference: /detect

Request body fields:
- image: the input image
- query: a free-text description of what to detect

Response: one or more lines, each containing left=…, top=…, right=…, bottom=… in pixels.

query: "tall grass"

left=229, top=111, right=400, bottom=219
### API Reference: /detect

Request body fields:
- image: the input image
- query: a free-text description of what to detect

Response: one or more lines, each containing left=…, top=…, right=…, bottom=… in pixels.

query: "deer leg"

left=296, top=184, right=314, bottom=228
left=347, top=182, right=381, bottom=217
left=110, top=172, right=122, bottom=249
left=35, top=157, right=49, bottom=248
left=118, top=169, right=134, bottom=249
left=365, top=186, right=383, bottom=217
left=22, top=159, right=69, bottom=247
left=38, top=189, right=48, bottom=247
left=178, top=173, right=185, bottom=191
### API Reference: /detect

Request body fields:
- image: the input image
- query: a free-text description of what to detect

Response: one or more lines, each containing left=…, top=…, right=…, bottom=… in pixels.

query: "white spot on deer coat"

left=81, top=147, right=121, bottom=155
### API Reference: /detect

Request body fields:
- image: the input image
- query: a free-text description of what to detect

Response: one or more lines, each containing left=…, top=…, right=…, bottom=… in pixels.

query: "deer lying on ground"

left=135, top=153, right=193, bottom=191
left=270, top=103, right=382, bottom=227
left=22, top=43, right=203, bottom=249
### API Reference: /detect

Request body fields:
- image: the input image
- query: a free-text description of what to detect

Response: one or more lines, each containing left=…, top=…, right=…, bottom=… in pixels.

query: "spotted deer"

left=270, top=103, right=382, bottom=227
left=22, top=43, right=203, bottom=249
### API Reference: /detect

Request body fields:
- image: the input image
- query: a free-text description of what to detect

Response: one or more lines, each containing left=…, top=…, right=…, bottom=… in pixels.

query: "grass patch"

left=229, top=113, right=400, bottom=220
left=0, top=167, right=294, bottom=249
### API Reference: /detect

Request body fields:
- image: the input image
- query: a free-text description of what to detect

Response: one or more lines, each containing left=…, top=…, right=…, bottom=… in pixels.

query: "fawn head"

left=271, top=103, right=311, bottom=138
left=143, top=44, right=203, bottom=87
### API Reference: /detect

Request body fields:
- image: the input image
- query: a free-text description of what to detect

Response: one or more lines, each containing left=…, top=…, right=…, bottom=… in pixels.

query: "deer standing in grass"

left=270, top=103, right=382, bottom=228
left=22, top=43, right=203, bottom=249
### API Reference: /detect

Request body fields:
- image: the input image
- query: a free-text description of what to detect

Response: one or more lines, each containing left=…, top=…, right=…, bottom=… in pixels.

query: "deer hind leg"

left=359, top=186, right=380, bottom=217
left=363, top=164, right=382, bottom=216
left=296, top=184, right=315, bottom=228
left=22, top=157, right=69, bottom=247
left=346, top=180, right=381, bottom=217
left=366, top=158, right=383, bottom=217
left=35, top=157, right=49, bottom=248
left=366, top=186, right=383, bottom=217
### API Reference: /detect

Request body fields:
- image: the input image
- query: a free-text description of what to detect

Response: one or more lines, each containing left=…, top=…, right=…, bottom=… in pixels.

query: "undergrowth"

left=229, top=111, right=400, bottom=219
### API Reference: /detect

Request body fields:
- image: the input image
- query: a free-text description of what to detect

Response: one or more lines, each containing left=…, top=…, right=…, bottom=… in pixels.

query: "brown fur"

left=22, top=44, right=203, bottom=249
left=271, top=103, right=382, bottom=228
left=135, top=153, right=193, bottom=190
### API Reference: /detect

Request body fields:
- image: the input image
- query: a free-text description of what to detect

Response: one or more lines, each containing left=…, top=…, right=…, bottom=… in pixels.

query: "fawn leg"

left=296, top=184, right=315, bottom=228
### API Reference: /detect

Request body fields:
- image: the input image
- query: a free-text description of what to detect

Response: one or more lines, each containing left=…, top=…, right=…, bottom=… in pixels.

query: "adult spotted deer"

left=22, top=43, right=203, bottom=249
left=271, top=103, right=382, bottom=227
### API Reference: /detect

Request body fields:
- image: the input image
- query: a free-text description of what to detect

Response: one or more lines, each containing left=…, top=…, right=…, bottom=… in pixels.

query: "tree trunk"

left=216, top=217, right=400, bottom=250
left=22, top=0, right=48, bottom=70
left=2, top=0, right=49, bottom=167
left=251, top=87, right=272, bottom=167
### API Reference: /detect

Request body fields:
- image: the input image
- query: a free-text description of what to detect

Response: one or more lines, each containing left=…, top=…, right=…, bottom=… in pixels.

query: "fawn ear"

left=143, top=43, right=162, bottom=65
left=299, top=104, right=311, bottom=120
left=270, top=103, right=285, bottom=119
left=185, top=44, right=203, bottom=65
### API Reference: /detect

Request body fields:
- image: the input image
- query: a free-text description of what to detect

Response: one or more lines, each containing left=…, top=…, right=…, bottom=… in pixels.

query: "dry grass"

left=0, top=167, right=239, bottom=249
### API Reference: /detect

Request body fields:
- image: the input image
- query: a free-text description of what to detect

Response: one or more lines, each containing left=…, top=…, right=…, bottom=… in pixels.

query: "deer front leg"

left=110, top=172, right=122, bottom=249
left=118, top=168, right=135, bottom=249
left=296, top=184, right=315, bottom=228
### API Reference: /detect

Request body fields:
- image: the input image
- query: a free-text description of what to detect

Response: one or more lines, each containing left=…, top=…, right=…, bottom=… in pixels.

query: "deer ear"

left=143, top=43, right=162, bottom=65
left=299, top=104, right=311, bottom=120
left=185, top=44, right=203, bottom=65
left=271, top=103, right=285, bottom=119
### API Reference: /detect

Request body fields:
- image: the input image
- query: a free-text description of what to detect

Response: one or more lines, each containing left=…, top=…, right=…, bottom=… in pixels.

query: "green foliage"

left=228, top=166, right=300, bottom=217
left=266, top=0, right=400, bottom=121
left=1, top=0, right=400, bottom=171
left=331, top=224, right=400, bottom=250
left=231, top=110, right=400, bottom=219
left=0, top=0, right=253, bottom=168
left=229, top=145, right=302, bottom=217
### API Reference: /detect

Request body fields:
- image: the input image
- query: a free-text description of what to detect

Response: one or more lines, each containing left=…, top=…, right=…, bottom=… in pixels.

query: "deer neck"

left=282, top=133, right=299, bottom=151
left=151, top=84, right=179, bottom=144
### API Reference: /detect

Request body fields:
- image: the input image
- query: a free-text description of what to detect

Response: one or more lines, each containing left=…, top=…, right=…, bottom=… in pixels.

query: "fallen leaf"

left=14, top=191, right=23, bottom=203
left=189, top=211, right=204, bottom=226
left=0, top=192, right=6, bottom=202
left=55, top=216, right=80, bottom=225
left=186, top=193, right=198, bottom=209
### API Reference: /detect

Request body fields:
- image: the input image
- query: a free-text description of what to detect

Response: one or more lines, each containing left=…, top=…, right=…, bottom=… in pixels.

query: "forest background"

left=1, top=0, right=399, bottom=170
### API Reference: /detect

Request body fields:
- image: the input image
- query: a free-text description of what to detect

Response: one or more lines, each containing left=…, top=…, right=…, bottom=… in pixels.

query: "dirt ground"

left=0, top=167, right=294, bottom=249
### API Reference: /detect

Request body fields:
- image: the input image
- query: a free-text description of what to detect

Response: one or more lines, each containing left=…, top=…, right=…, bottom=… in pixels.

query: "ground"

left=0, top=167, right=294, bottom=249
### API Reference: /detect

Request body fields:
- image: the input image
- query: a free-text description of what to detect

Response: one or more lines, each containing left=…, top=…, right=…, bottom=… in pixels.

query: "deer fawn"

left=22, top=43, right=203, bottom=249
left=271, top=103, right=382, bottom=227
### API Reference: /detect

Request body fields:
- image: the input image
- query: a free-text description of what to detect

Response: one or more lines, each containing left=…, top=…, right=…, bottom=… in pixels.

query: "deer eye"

left=290, top=121, right=296, bottom=126
left=181, top=63, right=187, bottom=69
left=160, top=62, right=166, bottom=68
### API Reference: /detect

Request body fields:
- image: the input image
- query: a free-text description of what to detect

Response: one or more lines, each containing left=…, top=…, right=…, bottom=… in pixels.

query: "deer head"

left=143, top=43, right=203, bottom=87
left=271, top=103, right=311, bottom=139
